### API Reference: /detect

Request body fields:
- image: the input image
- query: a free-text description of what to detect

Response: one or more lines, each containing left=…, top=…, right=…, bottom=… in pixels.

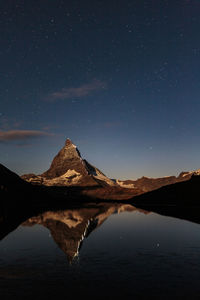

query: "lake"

left=1, top=202, right=200, bottom=299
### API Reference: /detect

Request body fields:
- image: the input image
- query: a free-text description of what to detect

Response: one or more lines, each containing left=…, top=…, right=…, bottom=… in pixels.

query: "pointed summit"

left=23, top=138, right=116, bottom=187
left=65, top=138, right=73, bottom=147
left=42, top=138, right=87, bottom=179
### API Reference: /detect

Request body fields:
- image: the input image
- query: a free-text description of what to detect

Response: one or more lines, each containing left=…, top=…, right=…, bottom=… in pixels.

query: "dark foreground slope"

left=129, top=175, right=200, bottom=224
left=0, top=163, right=40, bottom=205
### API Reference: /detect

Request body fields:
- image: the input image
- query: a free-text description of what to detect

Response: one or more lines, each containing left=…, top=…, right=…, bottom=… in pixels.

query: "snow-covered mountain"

left=22, top=138, right=116, bottom=187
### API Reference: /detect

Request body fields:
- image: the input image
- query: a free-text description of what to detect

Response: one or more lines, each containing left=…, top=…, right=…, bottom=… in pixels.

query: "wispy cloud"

left=0, top=130, right=51, bottom=142
left=46, top=80, right=106, bottom=101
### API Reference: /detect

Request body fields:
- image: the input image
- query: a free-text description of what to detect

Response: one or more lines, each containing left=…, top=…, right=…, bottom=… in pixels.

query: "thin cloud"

left=0, top=130, right=51, bottom=142
left=46, top=80, right=106, bottom=101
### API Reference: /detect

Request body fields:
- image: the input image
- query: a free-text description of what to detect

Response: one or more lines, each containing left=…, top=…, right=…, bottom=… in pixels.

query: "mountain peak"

left=24, top=138, right=116, bottom=187
left=65, top=138, right=73, bottom=147
left=42, top=138, right=86, bottom=179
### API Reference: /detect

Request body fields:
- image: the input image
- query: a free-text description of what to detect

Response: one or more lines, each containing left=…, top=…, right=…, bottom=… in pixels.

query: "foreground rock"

left=0, top=163, right=39, bottom=205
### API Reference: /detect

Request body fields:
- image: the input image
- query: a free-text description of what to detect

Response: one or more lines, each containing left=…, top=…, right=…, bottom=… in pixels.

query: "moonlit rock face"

left=42, top=139, right=88, bottom=179
left=181, top=169, right=200, bottom=177
left=65, top=138, right=73, bottom=147
left=24, top=138, right=117, bottom=187
left=65, top=138, right=77, bottom=148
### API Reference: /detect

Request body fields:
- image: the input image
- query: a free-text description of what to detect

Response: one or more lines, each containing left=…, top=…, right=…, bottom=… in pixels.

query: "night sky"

left=1, top=0, right=200, bottom=179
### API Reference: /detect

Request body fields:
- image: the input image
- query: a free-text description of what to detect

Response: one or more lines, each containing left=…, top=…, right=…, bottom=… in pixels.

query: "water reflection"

left=1, top=201, right=200, bottom=299
left=22, top=203, right=147, bottom=262
left=1, top=201, right=200, bottom=263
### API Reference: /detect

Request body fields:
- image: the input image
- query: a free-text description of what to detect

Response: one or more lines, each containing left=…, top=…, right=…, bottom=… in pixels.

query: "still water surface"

left=1, top=203, right=200, bottom=299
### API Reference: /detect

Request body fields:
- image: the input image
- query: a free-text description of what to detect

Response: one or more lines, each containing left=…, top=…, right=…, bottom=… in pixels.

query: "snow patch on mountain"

left=43, top=169, right=82, bottom=186
left=181, top=169, right=200, bottom=177
left=116, top=180, right=135, bottom=188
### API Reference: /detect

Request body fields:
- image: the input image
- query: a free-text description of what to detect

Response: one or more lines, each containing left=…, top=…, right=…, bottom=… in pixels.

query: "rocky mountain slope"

left=116, top=169, right=200, bottom=192
left=22, top=139, right=116, bottom=187
left=131, top=174, right=200, bottom=208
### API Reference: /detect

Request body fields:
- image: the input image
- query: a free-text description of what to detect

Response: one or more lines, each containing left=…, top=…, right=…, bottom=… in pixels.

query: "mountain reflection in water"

left=1, top=201, right=200, bottom=263
left=22, top=203, right=148, bottom=262
left=1, top=202, right=200, bottom=299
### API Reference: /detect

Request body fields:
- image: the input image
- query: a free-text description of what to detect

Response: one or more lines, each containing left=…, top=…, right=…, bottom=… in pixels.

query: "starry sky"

left=1, top=0, right=200, bottom=180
